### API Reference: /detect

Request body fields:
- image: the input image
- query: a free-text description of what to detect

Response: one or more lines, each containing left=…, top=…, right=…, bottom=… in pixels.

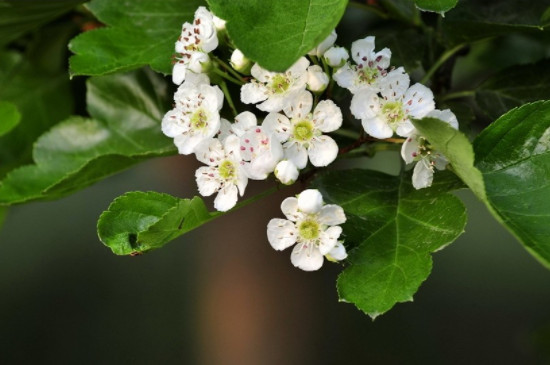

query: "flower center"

left=357, top=66, right=379, bottom=84
left=298, top=219, right=320, bottom=240
left=218, top=160, right=236, bottom=180
left=190, top=108, right=208, bottom=130
left=271, top=74, right=290, bottom=94
left=382, top=101, right=405, bottom=126
left=293, top=120, right=314, bottom=142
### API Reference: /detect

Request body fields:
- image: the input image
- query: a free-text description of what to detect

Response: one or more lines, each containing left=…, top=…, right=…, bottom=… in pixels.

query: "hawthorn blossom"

left=263, top=91, right=342, bottom=169
left=267, top=189, right=347, bottom=271
left=350, top=70, right=435, bottom=138
left=172, top=6, right=219, bottom=85
left=308, top=30, right=337, bottom=58
left=324, top=46, right=349, bottom=68
left=194, top=135, right=248, bottom=211
left=240, top=57, right=309, bottom=112
left=162, top=74, right=224, bottom=155
left=274, top=160, right=299, bottom=185
left=230, top=49, right=252, bottom=74
left=401, top=109, right=459, bottom=189
left=306, top=65, right=329, bottom=93
left=333, top=36, right=391, bottom=94
left=218, top=111, right=283, bottom=180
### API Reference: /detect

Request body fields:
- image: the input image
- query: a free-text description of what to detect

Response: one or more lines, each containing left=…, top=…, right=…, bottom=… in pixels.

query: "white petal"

left=172, top=62, right=187, bottom=85
left=313, top=100, right=342, bottom=133
left=318, top=226, right=342, bottom=255
left=433, top=153, right=449, bottom=170
left=250, top=63, right=272, bottom=82
left=223, top=134, right=242, bottom=157
left=185, top=72, right=210, bottom=86
left=291, top=242, right=324, bottom=271
left=412, top=159, right=434, bottom=189
left=306, top=65, right=329, bottom=92
left=195, top=166, right=219, bottom=196
left=174, top=133, right=207, bottom=155
left=395, top=119, right=415, bottom=137
left=401, top=134, right=421, bottom=164
left=217, top=118, right=233, bottom=141
left=214, top=184, right=239, bottom=211
left=188, top=52, right=210, bottom=73
left=403, top=83, right=435, bottom=119
left=241, top=82, right=268, bottom=104
left=373, top=48, right=391, bottom=69
left=362, top=117, right=394, bottom=139
left=287, top=57, right=310, bottom=76
left=161, top=109, right=186, bottom=137
left=309, top=29, right=337, bottom=57
left=284, top=142, right=308, bottom=169
left=350, top=90, right=380, bottom=120
left=332, top=63, right=356, bottom=90
left=427, top=109, right=459, bottom=130
left=323, top=46, right=349, bottom=68
left=297, top=189, right=323, bottom=214
left=351, top=36, right=375, bottom=65
left=284, top=90, right=312, bottom=119
left=257, top=95, right=286, bottom=113
left=235, top=165, right=248, bottom=195
left=194, top=138, right=224, bottom=165
left=281, top=197, right=301, bottom=221
left=308, top=136, right=338, bottom=167
left=267, top=218, right=297, bottom=250
left=233, top=111, right=258, bottom=136
left=274, top=160, right=299, bottom=185
left=262, top=113, right=291, bottom=142
left=326, top=241, right=348, bottom=262
left=319, top=204, right=346, bottom=226
left=379, top=67, right=410, bottom=100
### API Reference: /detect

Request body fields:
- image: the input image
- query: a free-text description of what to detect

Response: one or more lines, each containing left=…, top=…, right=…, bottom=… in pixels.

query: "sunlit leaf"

left=0, top=101, right=20, bottom=136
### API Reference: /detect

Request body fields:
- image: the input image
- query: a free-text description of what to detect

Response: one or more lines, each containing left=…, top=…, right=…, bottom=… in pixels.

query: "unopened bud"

left=324, top=46, right=349, bottom=68
left=306, top=65, right=329, bottom=93
left=230, top=49, right=252, bottom=74
left=275, top=160, right=299, bottom=185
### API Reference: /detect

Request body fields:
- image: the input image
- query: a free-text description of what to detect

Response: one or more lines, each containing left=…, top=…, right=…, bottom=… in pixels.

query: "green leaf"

left=314, top=169, right=466, bottom=317
left=476, top=59, right=550, bottom=120
left=208, top=0, right=348, bottom=71
left=443, top=0, right=550, bottom=45
left=97, top=191, right=217, bottom=255
left=69, top=0, right=205, bottom=76
left=0, top=70, right=175, bottom=205
left=0, top=101, right=20, bottom=136
left=413, top=117, right=487, bottom=201
left=415, top=0, right=458, bottom=15
left=0, top=0, right=84, bottom=46
left=474, top=101, right=550, bottom=268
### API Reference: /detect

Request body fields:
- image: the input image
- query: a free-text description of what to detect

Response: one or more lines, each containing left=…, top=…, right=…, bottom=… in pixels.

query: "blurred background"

left=1, top=152, right=550, bottom=365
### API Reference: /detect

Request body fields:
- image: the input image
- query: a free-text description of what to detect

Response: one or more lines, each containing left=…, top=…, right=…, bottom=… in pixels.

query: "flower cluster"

left=161, top=6, right=459, bottom=270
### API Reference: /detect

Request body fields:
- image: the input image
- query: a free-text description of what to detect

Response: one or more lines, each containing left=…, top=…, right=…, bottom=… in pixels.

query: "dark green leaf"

left=208, top=0, right=348, bottom=71
left=476, top=59, right=550, bottom=120
left=0, top=0, right=84, bottom=46
left=69, top=0, right=205, bottom=76
left=415, top=0, right=458, bottom=15
left=413, top=117, right=487, bottom=201
left=314, top=169, right=466, bottom=317
left=0, top=70, right=175, bottom=205
left=474, top=100, right=550, bottom=268
left=0, top=101, right=20, bottom=136
left=97, top=191, right=217, bottom=255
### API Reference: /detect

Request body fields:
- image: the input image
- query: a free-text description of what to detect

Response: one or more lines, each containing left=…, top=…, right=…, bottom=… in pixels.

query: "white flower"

left=333, top=36, right=391, bottom=94
left=263, top=91, right=342, bottom=169
left=267, top=189, right=347, bottom=271
left=350, top=70, right=435, bottom=138
left=218, top=111, right=283, bottom=180
left=240, top=57, right=309, bottom=112
left=212, top=14, right=226, bottom=31
left=274, top=160, right=299, bottom=185
left=324, top=46, right=349, bottom=68
left=172, top=6, right=219, bottom=85
left=306, top=65, right=329, bottom=93
left=401, top=109, right=459, bottom=189
left=308, top=30, right=337, bottom=57
left=230, top=49, right=252, bottom=74
left=162, top=74, right=224, bottom=155
left=194, top=135, right=248, bottom=211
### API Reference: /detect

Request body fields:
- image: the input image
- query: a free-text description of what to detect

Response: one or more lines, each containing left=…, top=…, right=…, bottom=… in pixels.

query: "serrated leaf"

left=208, top=0, right=348, bottom=71
left=415, top=0, right=458, bottom=15
left=0, top=0, right=84, bottom=46
left=97, top=191, right=217, bottom=255
left=69, top=0, right=205, bottom=76
left=474, top=101, right=550, bottom=268
left=413, top=117, right=487, bottom=201
left=0, top=101, right=20, bottom=136
left=476, top=59, right=550, bottom=120
left=0, top=70, right=175, bottom=205
left=443, top=0, right=550, bottom=45
left=313, top=169, right=466, bottom=317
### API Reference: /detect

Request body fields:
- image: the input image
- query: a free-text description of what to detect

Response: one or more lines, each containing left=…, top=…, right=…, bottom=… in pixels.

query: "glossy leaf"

left=0, top=70, right=175, bottom=205
left=0, top=0, right=83, bottom=46
left=474, top=101, right=550, bottom=268
left=0, top=101, right=20, bottom=136
left=97, top=191, right=217, bottom=255
left=69, top=0, right=205, bottom=76
left=415, top=0, right=458, bottom=15
left=314, top=169, right=466, bottom=317
left=476, top=59, right=550, bottom=120
left=208, top=0, right=348, bottom=71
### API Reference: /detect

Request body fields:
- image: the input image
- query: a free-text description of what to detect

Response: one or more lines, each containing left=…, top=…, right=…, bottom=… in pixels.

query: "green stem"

left=212, top=67, right=244, bottom=86
left=220, top=81, right=238, bottom=117
left=420, top=44, right=466, bottom=85
left=230, top=184, right=281, bottom=212
left=331, top=128, right=361, bottom=140
left=214, top=56, right=247, bottom=83
left=441, top=90, right=475, bottom=102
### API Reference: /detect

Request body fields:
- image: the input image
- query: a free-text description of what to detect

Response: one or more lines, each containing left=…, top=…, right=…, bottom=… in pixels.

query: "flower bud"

left=308, top=30, right=337, bottom=58
left=230, top=49, right=252, bottom=74
left=275, top=160, right=299, bottom=185
left=297, top=189, right=323, bottom=214
left=212, top=14, right=226, bottom=31
left=324, top=46, right=349, bottom=68
left=306, top=65, right=329, bottom=93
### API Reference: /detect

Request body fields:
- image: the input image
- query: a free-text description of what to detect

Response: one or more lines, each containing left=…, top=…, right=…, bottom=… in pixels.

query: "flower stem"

left=212, top=67, right=244, bottom=86
left=220, top=81, right=238, bottom=117
left=441, top=90, right=475, bottom=102
left=230, top=184, right=281, bottom=212
left=214, top=56, right=247, bottom=83
left=420, top=44, right=466, bottom=85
